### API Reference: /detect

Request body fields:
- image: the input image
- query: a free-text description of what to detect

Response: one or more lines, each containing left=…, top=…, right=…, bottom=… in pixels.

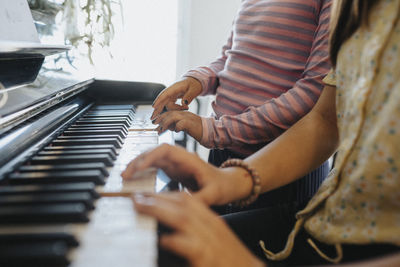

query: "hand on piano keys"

left=121, top=143, right=236, bottom=207
left=131, top=192, right=264, bottom=267
left=0, top=104, right=172, bottom=267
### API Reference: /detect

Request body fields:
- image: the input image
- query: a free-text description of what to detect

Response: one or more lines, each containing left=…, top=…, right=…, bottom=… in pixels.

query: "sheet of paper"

left=0, top=0, right=39, bottom=43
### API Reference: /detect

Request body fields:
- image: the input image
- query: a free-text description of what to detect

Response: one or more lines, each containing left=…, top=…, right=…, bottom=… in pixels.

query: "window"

left=93, top=0, right=178, bottom=85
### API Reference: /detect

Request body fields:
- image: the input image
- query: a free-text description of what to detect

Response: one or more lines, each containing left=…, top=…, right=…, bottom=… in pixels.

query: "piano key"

left=1, top=192, right=94, bottom=209
left=52, top=138, right=122, bottom=148
left=85, top=109, right=133, bottom=114
left=0, top=192, right=95, bottom=210
left=38, top=149, right=117, bottom=160
left=0, top=232, right=79, bottom=247
left=81, top=115, right=132, bottom=121
left=44, top=145, right=118, bottom=156
left=75, top=119, right=130, bottom=127
left=63, top=129, right=126, bottom=138
left=0, top=203, right=89, bottom=223
left=0, top=183, right=100, bottom=198
left=8, top=170, right=105, bottom=185
left=78, top=116, right=130, bottom=121
left=84, top=112, right=134, bottom=118
left=30, top=154, right=114, bottom=167
left=65, top=126, right=128, bottom=134
left=91, top=104, right=134, bottom=110
left=69, top=123, right=129, bottom=132
left=81, top=116, right=133, bottom=121
left=0, top=240, right=70, bottom=267
left=57, top=134, right=124, bottom=145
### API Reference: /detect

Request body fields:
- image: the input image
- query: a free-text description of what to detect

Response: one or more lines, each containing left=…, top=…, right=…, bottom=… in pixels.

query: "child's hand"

left=151, top=77, right=202, bottom=120
left=153, top=110, right=203, bottom=142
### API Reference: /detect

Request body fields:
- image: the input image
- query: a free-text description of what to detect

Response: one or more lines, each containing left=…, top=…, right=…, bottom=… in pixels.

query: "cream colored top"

left=261, top=0, right=400, bottom=262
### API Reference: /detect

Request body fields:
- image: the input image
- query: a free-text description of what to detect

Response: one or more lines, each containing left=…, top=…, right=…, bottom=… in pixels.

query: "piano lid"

left=0, top=52, right=95, bottom=135
left=0, top=41, right=70, bottom=56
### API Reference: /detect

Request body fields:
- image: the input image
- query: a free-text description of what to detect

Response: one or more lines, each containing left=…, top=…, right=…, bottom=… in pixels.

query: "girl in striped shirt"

left=151, top=0, right=332, bottom=213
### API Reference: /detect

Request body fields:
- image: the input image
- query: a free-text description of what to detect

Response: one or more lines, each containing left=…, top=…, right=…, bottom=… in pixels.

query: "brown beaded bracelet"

left=220, top=158, right=261, bottom=208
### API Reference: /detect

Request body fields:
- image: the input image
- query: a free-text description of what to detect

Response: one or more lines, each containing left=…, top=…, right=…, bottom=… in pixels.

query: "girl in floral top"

left=122, top=0, right=400, bottom=265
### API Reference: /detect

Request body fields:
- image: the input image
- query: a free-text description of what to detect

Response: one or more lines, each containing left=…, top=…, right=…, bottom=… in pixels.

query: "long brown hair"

left=329, top=0, right=378, bottom=66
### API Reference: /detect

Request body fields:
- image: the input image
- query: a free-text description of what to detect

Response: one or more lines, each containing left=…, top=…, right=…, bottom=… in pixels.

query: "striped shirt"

left=184, top=0, right=332, bottom=156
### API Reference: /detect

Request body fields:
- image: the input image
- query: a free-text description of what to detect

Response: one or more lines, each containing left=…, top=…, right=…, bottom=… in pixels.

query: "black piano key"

left=30, top=154, right=114, bottom=167
left=0, top=240, right=70, bottom=267
left=68, top=125, right=129, bottom=136
left=65, top=126, right=128, bottom=135
left=85, top=110, right=133, bottom=114
left=8, top=170, right=105, bottom=185
left=0, top=183, right=100, bottom=198
left=19, top=163, right=109, bottom=177
left=52, top=138, right=122, bottom=148
left=69, top=123, right=128, bottom=131
left=57, top=134, right=124, bottom=145
left=77, top=117, right=130, bottom=121
left=0, top=203, right=89, bottom=223
left=44, top=145, right=118, bottom=156
left=0, top=232, right=79, bottom=247
left=38, top=149, right=117, bottom=160
left=81, top=116, right=132, bottom=122
left=0, top=192, right=95, bottom=210
left=63, top=129, right=126, bottom=138
left=78, top=116, right=132, bottom=122
left=75, top=119, right=130, bottom=127
left=92, top=104, right=134, bottom=110
left=84, top=112, right=134, bottom=119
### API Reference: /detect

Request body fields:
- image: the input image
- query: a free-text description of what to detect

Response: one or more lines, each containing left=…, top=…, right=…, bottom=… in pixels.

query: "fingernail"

left=133, top=194, right=155, bottom=205
left=133, top=194, right=146, bottom=204
left=184, top=100, right=189, bottom=105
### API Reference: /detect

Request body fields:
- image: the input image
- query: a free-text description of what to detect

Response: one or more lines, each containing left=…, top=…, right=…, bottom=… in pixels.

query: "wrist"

left=188, top=113, right=203, bottom=141
left=218, top=166, right=253, bottom=205
left=187, top=77, right=203, bottom=95
left=220, top=159, right=261, bottom=207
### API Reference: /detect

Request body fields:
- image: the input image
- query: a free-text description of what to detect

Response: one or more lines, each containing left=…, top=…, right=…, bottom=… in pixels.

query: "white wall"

left=176, top=0, right=242, bottom=157
left=177, top=0, right=242, bottom=78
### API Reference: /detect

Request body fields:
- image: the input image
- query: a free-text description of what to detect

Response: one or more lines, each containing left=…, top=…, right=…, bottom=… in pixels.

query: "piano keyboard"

left=0, top=104, right=168, bottom=267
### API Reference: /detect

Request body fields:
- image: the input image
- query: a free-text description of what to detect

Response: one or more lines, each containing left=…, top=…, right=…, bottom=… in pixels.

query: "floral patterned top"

left=261, top=0, right=400, bottom=262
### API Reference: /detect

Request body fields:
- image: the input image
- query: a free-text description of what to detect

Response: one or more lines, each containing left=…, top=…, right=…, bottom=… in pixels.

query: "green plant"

left=29, top=0, right=122, bottom=64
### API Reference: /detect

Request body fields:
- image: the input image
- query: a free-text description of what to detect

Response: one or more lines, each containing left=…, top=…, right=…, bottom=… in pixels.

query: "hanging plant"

left=28, top=0, right=122, bottom=64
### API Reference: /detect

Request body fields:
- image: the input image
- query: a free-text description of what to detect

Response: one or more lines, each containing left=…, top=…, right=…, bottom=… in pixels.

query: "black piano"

left=0, top=19, right=180, bottom=267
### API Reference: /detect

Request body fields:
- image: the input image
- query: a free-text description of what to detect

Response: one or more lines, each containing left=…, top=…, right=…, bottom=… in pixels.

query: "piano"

left=0, top=1, right=175, bottom=266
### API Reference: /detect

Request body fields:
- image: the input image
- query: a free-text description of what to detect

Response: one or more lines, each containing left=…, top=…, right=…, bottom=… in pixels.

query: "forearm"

left=218, top=86, right=338, bottom=203
left=247, top=106, right=338, bottom=194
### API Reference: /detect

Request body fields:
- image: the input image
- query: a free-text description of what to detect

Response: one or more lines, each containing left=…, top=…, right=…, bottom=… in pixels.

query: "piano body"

left=0, top=1, right=174, bottom=266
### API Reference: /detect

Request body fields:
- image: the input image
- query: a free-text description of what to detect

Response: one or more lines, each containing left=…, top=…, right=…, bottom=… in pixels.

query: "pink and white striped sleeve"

left=200, top=1, right=332, bottom=156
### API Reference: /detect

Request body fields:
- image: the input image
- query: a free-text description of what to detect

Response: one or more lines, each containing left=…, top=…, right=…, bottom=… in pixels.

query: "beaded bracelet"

left=220, top=158, right=261, bottom=208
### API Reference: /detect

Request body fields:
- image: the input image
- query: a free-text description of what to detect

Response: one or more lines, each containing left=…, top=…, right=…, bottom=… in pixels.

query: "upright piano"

left=0, top=4, right=175, bottom=266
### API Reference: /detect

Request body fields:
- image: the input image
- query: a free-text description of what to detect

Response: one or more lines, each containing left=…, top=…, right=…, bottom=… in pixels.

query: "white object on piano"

left=0, top=0, right=39, bottom=43
left=0, top=0, right=70, bottom=56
